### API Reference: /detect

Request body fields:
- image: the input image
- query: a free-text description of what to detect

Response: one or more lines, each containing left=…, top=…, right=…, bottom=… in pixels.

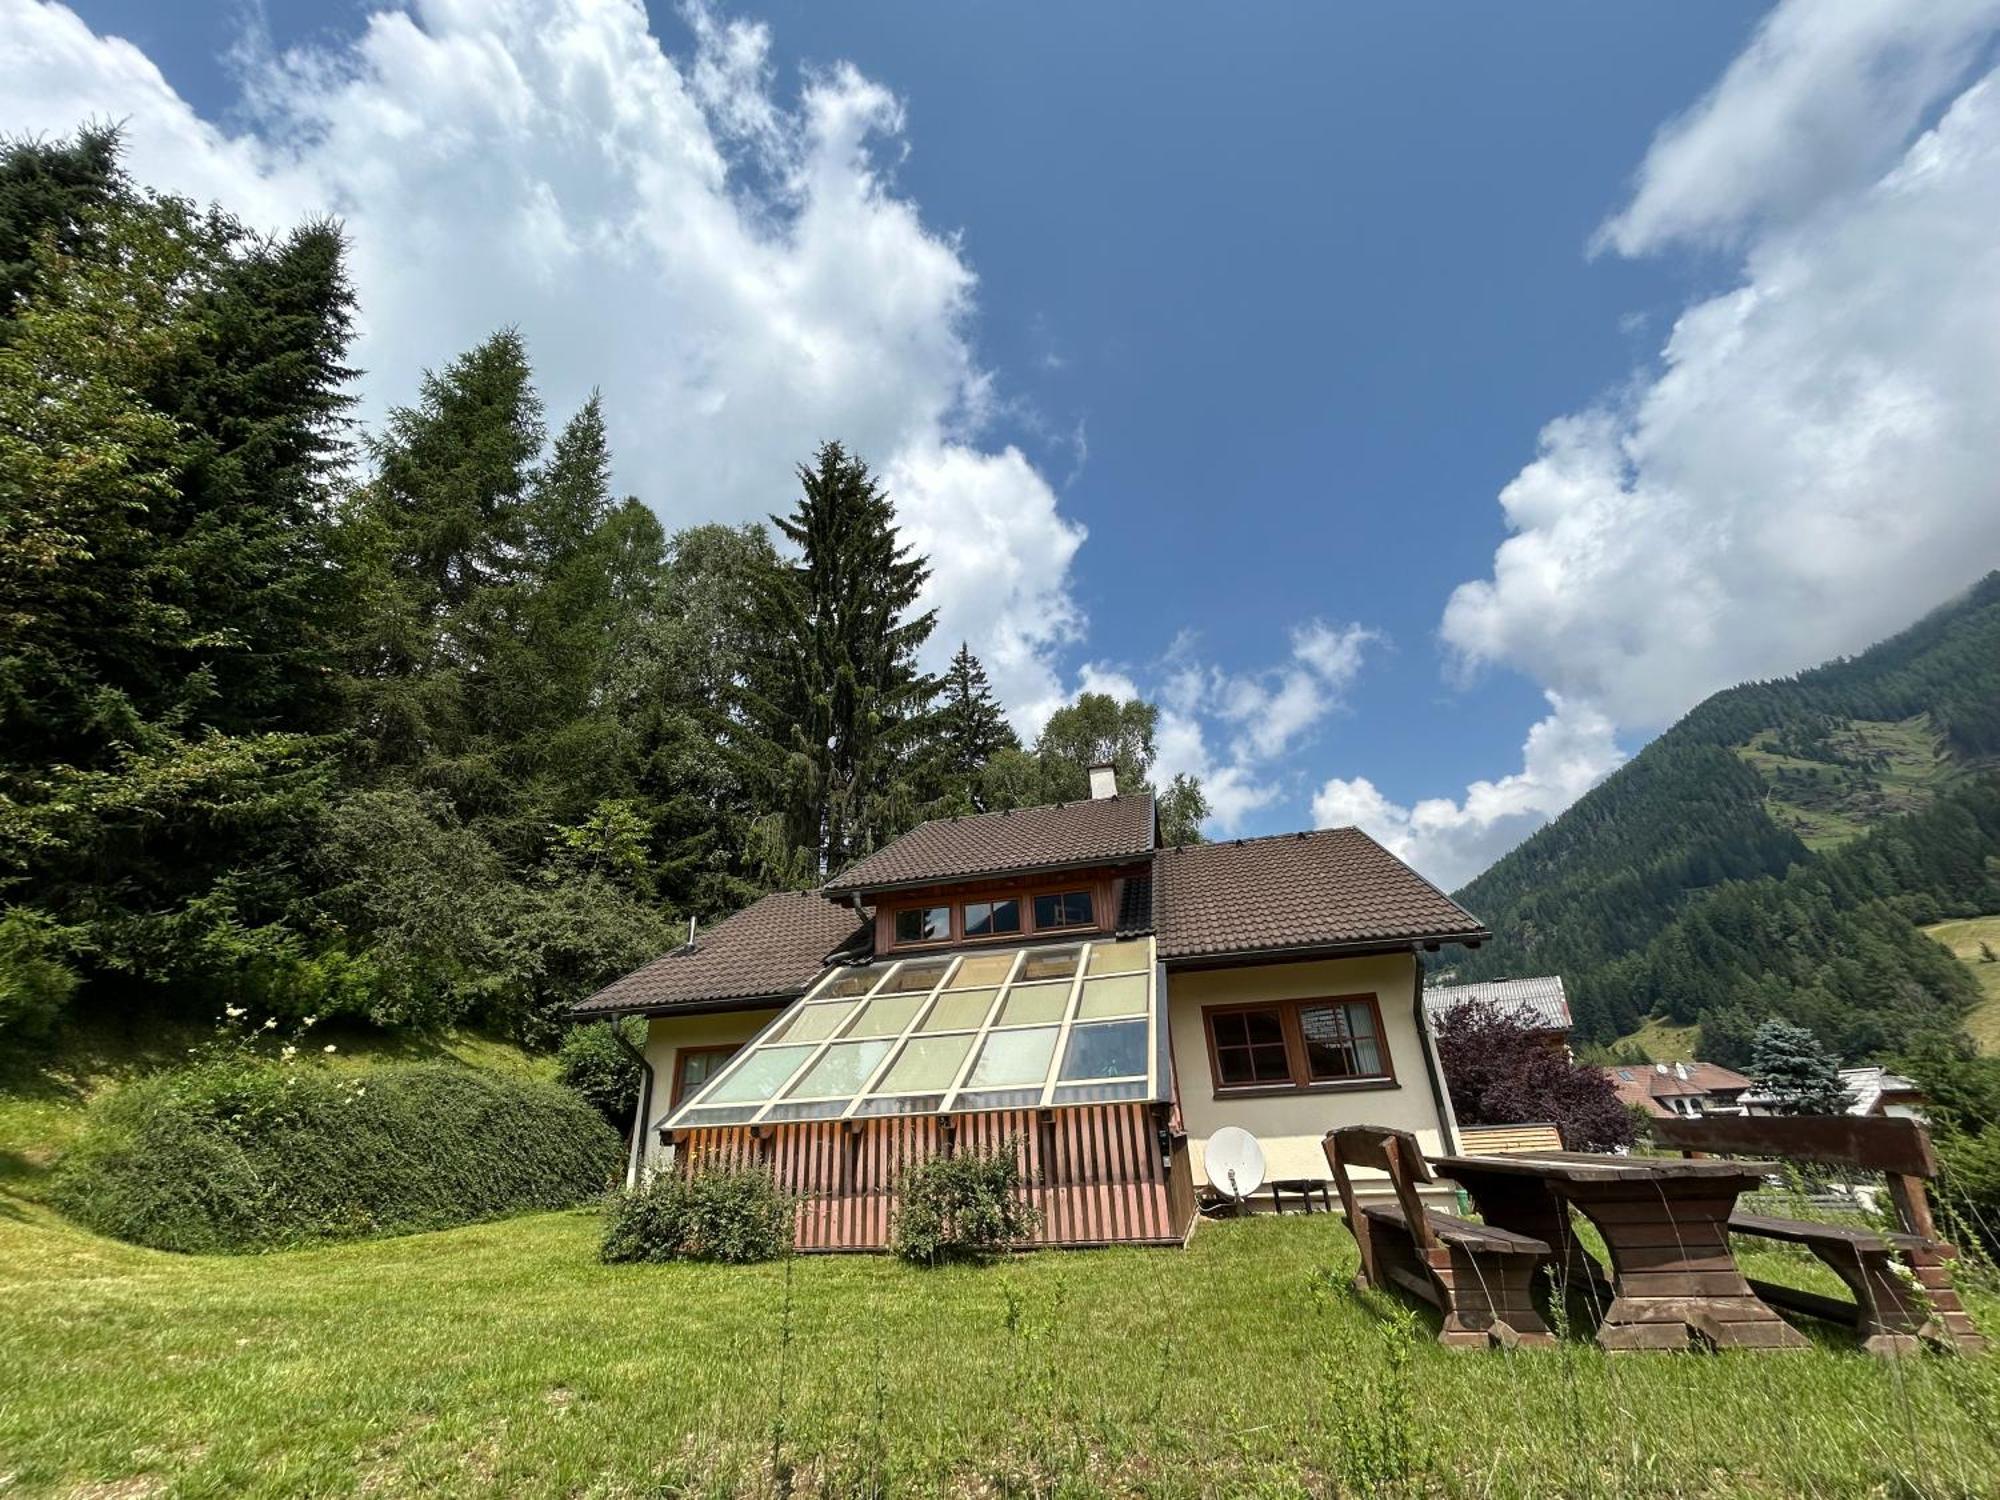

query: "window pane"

left=1032, top=890, right=1094, bottom=929
left=878, top=1033, right=975, bottom=1093
left=680, top=1049, right=732, bottom=1090
left=788, top=1039, right=893, bottom=1097
left=1053, top=1080, right=1147, bottom=1105
left=1085, top=940, right=1150, bottom=975
left=1077, top=973, right=1147, bottom=1019
left=848, top=992, right=925, bottom=1037
left=954, top=1086, right=1044, bottom=1112
left=1301, top=1002, right=1385, bottom=1080
left=1213, top=1009, right=1283, bottom=1050
left=952, top=951, right=1016, bottom=988
left=706, top=1045, right=816, bottom=1103
left=883, top=960, right=953, bottom=994
left=894, top=906, right=950, bottom=943
left=676, top=1104, right=763, bottom=1126
left=963, top=899, right=1021, bottom=937
left=820, top=966, right=890, bottom=999
left=997, top=981, right=1070, bottom=1026
left=773, top=1001, right=855, bottom=1044
left=765, top=1099, right=849, bottom=1122
left=1018, top=947, right=1080, bottom=982
left=966, top=1026, right=1058, bottom=1088
left=1060, top=1019, right=1148, bottom=1081
left=921, top=989, right=997, bottom=1031
left=854, top=1094, right=945, bottom=1117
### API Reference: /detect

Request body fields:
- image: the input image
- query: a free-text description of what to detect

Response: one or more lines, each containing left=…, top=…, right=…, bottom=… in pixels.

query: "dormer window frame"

left=878, top=872, right=1121, bottom=954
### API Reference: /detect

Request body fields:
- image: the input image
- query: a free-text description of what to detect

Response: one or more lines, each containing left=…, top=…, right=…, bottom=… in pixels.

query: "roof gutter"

left=1159, top=928, right=1490, bottom=971
left=608, top=1021, right=655, bottom=1190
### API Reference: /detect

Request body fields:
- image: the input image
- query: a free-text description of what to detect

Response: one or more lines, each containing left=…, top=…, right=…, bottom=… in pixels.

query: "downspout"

left=1410, top=948, right=1460, bottom=1155
left=611, top=1021, right=655, bottom=1189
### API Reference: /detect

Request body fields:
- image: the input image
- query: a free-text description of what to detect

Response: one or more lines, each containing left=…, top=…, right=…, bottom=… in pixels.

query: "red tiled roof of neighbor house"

left=1602, top=1061, right=1753, bottom=1117
left=822, top=793, right=1156, bottom=896
left=1151, top=827, right=1488, bottom=959
left=573, top=890, right=869, bottom=1016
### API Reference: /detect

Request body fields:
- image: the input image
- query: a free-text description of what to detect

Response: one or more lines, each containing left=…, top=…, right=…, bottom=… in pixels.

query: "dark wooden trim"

left=670, top=1043, right=741, bottom=1107
left=1198, top=993, right=1397, bottom=1095
left=877, top=869, right=1125, bottom=955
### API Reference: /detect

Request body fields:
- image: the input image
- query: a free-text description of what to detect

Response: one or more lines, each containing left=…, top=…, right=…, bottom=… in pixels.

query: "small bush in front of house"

left=53, top=1060, right=622, bottom=1253
left=600, top=1166, right=794, bottom=1264
left=557, top=1016, right=646, bottom=1129
left=892, top=1142, right=1040, bottom=1264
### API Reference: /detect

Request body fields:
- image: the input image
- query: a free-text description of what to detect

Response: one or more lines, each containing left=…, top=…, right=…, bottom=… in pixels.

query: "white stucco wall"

left=634, top=1006, right=781, bottom=1177
left=1166, top=950, right=1456, bottom=1188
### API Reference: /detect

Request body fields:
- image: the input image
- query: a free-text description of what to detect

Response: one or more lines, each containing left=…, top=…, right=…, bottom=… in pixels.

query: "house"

left=1603, top=1060, right=1754, bottom=1120
left=573, top=765, right=1489, bottom=1249
left=1422, top=975, right=1571, bottom=1045
left=1836, top=1065, right=1926, bottom=1121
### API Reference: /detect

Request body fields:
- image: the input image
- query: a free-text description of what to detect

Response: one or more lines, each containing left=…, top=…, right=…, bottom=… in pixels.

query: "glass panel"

left=883, top=960, right=953, bottom=994
left=920, top=989, right=997, bottom=1032
left=877, top=1033, right=975, bottom=1094
left=772, top=1001, right=856, bottom=1044
left=1300, top=1001, right=1385, bottom=1080
left=1211, top=1009, right=1291, bottom=1086
left=894, top=906, right=951, bottom=944
left=674, top=1104, right=764, bottom=1126
left=962, top=898, right=1021, bottom=938
left=1077, top=973, right=1148, bottom=1019
left=854, top=1094, right=945, bottom=1117
left=966, top=1026, right=1058, bottom=1088
left=951, top=951, right=1017, bottom=988
left=953, top=1086, right=1044, bottom=1112
left=819, top=965, right=889, bottom=1000
left=676, top=1048, right=734, bottom=1095
left=1086, top=940, right=1151, bottom=975
left=788, top=1039, right=893, bottom=1098
left=1032, top=890, right=1094, bottom=929
left=1053, top=1080, right=1148, bottom=1105
left=1060, top=1019, right=1149, bottom=1081
left=765, top=1099, right=851, bottom=1122
left=997, top=981, right=1071, bottom=1027
left=1018, top=947, right=1079, bottom=982
left=704, top=1045, right=816, bottom=1103
left=847, top=992, right=925, bottom=1037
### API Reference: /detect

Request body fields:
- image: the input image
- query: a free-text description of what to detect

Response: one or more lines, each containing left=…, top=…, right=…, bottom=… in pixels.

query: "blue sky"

left=11, top=1, right=2000, bottom=887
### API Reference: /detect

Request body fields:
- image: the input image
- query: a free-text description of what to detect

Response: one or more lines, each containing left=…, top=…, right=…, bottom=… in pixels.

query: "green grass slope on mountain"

left=1452, top=572, right=2000, bottom=1055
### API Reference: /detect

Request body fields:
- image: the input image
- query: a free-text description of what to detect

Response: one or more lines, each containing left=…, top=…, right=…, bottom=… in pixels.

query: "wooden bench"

left=1324, top=1125, right=1556, bottom=1349
left=1653, top=1114, right=1985, bottom=1355
left=1457, top=1122, right=1564, bottom=1156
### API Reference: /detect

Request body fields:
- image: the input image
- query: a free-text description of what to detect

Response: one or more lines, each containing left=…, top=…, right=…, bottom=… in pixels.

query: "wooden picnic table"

left=1429, top=1150, right=1810, bottom=1352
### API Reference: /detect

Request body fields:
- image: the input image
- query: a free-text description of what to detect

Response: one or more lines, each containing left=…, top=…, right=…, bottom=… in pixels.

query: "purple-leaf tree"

left=1431, top=1005, right=1635, bottom=1152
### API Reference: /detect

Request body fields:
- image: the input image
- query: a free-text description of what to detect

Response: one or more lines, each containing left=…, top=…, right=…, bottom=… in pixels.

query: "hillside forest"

left=0, top=128, right=1208, bottom=1049
left=1453, top=572, right=2000, bottom=1068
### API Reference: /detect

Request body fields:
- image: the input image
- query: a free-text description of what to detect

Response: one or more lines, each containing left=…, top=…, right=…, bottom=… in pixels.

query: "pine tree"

left=937, top=642, right=1018, bottom=807
left=1748, top=1018, right=1852, bottom=1115
left=734, top=442, right=938, bottom=873
left=0, top=123, right=121, bottom=325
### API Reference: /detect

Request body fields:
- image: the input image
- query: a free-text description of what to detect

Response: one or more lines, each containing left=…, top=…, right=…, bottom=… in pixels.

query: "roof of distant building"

left=1423, top=975, right=1571, bottom=1034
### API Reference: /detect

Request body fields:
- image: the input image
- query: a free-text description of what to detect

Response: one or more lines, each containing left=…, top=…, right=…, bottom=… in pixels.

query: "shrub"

left=892, top=1142, right=1040, bottom=1264
left=600, top=1167, right=793, bottom=1263
left=53, top=1060, right=621, bottom=1252
left=1432, top=1005, right=1636, bottom=1151
left=0, top=908, right=80, bottom=1039
left=557, top=1016, right=646, bottom=1129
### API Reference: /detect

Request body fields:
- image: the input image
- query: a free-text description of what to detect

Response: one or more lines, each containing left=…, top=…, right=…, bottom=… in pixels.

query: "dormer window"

left=894, top=905, right=951, bottom=945
left=963, top=898, right=1021, bottom=937
left=1032, top=890, right=1094, bottom=930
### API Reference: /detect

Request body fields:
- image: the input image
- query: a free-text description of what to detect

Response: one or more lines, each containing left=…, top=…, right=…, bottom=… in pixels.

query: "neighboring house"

left=1837, top=1066, right=1926, bottom=1120
left=574, top=764, right=1489, bottom=1249
left=1603, top=1060, right=1754, bottom=1120
left=1423, top=975, right=1571, bottom=1045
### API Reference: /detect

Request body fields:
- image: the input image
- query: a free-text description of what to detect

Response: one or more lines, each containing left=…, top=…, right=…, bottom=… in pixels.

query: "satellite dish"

left=1204, top=1126, right=1266, bottom=1203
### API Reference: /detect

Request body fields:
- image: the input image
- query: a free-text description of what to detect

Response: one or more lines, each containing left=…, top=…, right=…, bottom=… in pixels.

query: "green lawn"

left=2, top=1202, right=1998, bottom=1497
left=1925, top=913, right=2000, bottom=1055
left=1593, top=1013, right=1703, bottom=1066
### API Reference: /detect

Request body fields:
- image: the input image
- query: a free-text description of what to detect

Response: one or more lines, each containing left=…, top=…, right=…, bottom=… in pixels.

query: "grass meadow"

left=3, top=1196, right=1999, bottom=1498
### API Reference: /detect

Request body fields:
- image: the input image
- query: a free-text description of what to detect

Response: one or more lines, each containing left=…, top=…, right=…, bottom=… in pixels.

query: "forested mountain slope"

left=1451, top=573, right=2000, bottom=1059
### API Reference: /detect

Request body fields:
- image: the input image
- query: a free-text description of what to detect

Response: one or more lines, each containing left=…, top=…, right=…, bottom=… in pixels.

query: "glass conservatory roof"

left=664, top=937, right=1164, bottom=1129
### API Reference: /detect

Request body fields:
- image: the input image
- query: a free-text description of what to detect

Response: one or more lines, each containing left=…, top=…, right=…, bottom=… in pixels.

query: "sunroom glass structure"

left=662, top=937, right=1193, bottom=1250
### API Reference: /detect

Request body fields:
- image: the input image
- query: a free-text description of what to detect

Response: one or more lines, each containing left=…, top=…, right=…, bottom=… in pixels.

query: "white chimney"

left=1087, top=761, right=1118, bottom=800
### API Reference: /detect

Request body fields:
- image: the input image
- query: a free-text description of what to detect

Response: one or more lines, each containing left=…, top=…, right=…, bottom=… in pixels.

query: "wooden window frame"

left=960, top=896, right=1024, bottom=941
left=892, top=903, right=955, bottom=948
left=671, top=1044, right=742, bottom=1107
left=1199, top=994, right=1397, bottom=1099
left=1030, top=888, right=1095, bottom=932
left=880, top=873, right=1117, bottom=953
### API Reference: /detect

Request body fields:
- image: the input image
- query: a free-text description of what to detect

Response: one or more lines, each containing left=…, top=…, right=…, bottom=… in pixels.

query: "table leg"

left=1563, top=1183, right=1808, bottom=1352
left=1449, top=1168, right=1612, bottom=1305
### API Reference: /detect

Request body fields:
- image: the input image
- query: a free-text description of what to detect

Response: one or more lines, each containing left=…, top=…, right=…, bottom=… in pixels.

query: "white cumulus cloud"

left=1312, top=694, right=1624, bottom=892
left=0, top=0, right=1084, bottom=718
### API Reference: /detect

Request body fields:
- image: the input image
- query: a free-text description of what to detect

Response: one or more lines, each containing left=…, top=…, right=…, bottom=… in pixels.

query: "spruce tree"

left=937, top=642, right=1018, bottom=807
left=734, top=442, right=938, bottom=873
left=1748, top=1018, right=1852, bottom=1115
left=0, top=124, right=121, bottom=325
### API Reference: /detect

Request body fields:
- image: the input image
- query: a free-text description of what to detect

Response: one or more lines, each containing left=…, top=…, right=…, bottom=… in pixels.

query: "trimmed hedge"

left=53, top=1060, right=622, bottom=1253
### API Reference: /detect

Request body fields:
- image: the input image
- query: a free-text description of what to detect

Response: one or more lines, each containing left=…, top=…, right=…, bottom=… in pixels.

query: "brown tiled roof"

left=1152, top=827, right=1487, bottom=959
left=1601, top=1061, right=1754, bottom=1118
left=822, top=794, right=1156, bottom=896
left=573, top=890, right=868, bottom=1016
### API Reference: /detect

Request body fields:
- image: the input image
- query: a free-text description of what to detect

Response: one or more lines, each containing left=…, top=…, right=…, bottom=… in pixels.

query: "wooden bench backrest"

left=1323, top=1126, right=1439, bottom=1277
left=1650, top=1114, right=1938, bottom=1178
left=1457, top=1122, right=1564, bottom=1156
